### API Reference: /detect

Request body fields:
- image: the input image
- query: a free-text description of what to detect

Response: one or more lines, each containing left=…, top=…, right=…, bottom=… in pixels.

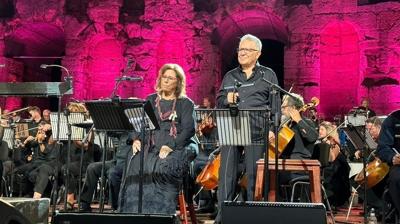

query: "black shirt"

left=217, top=65, right=279, bottom=110
left=377, top=110, right=400, bottom=165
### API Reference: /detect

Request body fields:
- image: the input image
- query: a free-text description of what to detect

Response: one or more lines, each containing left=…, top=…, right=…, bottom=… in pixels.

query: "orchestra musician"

left=13, top=121, right=56, bottom=198
left=318, top=121, right=350, bottom=207
left=118, top=63, right=195, bottom=215
left=277, top=93, right=318, bottom=182
left=376, top=110, right=400, bottom=218
left=215, top=34, right=279, bottom=224
left=351, top=116, right=385, bottom=216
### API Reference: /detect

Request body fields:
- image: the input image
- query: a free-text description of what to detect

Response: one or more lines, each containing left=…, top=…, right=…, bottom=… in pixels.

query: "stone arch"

left=212, top=4, right=289, bottom=86
left=320, top=21, right=360, bottom=119
left=3, top=22, right=65, bottom=110
left=86, top=37, right=124, bottom=99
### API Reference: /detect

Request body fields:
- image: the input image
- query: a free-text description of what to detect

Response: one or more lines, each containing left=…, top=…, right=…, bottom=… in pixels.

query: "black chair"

left=289, top=142, right=335, bottom=224
left=382, top=188, right=400, bottom=224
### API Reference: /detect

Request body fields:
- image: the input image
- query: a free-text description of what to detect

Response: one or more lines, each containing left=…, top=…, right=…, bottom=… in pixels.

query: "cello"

left=354, top=152, right=389, bottom=189
left=268, top=97, right=320, bottom=159
left=195, top=153, right=221, bottom=190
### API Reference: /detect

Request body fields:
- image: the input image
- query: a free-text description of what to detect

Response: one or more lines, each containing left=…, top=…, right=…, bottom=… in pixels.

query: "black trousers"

left=216, top=145, right=264, bottom=221
left=388, top=166, right=400, bottom=216
left=109, top=164, right=123, bottom=210
left=80, top=161, right=113, bottom=204
left=29, top=163, right=55, bottom=194
left=62, top=161, right=89, bottom=194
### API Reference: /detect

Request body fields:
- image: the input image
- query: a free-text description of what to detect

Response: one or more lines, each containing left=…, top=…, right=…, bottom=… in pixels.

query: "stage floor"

left=48, top=202, right=367, bottom=224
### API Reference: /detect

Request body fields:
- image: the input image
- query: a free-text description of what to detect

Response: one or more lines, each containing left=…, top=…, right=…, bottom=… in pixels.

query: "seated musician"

left=351, top=116, right=386, bottom=216
left=318, top=121, right=350, bottom=207
left=79, top=132, right=131, bottom=212
left=13, top=121, right=56, bottom=198
left=357, top=98, right=376, bottom=118
left=193, top=109, right=218, bottom=213
left=354, top=116, right=382, bottom=160
left=61, top=103, right=97, bottom=210
left=118, top=63, right=195, bottom=215
left=277, top=93, right=319, bottom=183
left=376, top=110, right=400, bottom=218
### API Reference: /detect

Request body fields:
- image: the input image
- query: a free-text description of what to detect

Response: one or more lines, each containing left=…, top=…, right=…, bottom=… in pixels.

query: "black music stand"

left=342, top=123, right=373, bottom=223
left=195, top=108, right=268, bottom=201
left=51, top=111, right=86, bottom=211
left=85, top=98, right=158, bottom=213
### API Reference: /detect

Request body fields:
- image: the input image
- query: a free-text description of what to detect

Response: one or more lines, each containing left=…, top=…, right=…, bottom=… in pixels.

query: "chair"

left=289, top=143, right=335, bottom=224
left=382, top=188, right=400, bottom=224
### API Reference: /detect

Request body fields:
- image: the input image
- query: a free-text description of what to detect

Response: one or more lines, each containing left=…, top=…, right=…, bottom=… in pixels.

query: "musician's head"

left=28, top=106, right=41, bottom=120
left=237, top=34, right=262, bottom=68
left=42, top=109, right=51, bottom=122
left=361, top=98, right=370, bottom=108
left=155, top=63, right=186, bottom=98
left=202, top=97, right=212, bottom=109
left=319, top=121, right=338, bottom=139
left=281, top=93, right=304, bottom=112
left=366, top=116, right=382, bottom=141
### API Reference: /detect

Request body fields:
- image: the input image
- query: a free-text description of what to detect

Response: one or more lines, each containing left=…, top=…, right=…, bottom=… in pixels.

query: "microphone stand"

left=63, top=108, right=72, bottom=211
left=111, top=59, right=132, bottom=98
left=262, top=78, right=299, bottom=200
left=77, top=124, right=95, bottom=212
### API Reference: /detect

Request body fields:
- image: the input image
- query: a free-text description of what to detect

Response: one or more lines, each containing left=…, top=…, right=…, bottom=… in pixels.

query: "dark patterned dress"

left=118, top=93, right=195, bottom=214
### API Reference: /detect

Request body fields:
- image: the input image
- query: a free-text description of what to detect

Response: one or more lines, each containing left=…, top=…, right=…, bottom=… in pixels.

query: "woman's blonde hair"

left=319, top=121, right=339, bottom=140
left=155, top=63, right=186, bottom=98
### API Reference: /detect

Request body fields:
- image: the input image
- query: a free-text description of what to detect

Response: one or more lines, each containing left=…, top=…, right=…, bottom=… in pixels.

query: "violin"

left=197, top=112, right=215, bottom=136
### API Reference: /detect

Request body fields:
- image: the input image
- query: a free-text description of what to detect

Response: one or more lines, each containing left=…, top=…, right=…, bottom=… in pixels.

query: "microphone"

left=116, top=76, right=143, bottom=81
left=40, top=64, right=71, bottom=79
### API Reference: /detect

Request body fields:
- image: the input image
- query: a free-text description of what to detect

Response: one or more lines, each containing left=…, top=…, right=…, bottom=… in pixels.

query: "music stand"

left=50, top=112, right=86, bottom=141
left=85, top=98, right=158, bottom=213
left=194, top=108, right=268, bottom=201
left=342, top=121, right=371, bottom=223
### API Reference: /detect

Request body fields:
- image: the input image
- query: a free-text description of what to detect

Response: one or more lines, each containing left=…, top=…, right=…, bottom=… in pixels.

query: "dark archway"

left=213, top=6, right=288, bottom=89
left=4, top=22, right=66, bottom=111
left=223, top=39, right=285, bottom=88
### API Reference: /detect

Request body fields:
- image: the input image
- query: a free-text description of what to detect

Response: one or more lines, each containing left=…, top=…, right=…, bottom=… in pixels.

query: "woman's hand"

left=159, top=145, right=173, bottom=159
left=132, top=140, right=141, bottom=155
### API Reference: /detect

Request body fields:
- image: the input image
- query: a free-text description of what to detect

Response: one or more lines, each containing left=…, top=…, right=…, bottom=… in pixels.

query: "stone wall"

left=0, top=0, right=399, bottom=118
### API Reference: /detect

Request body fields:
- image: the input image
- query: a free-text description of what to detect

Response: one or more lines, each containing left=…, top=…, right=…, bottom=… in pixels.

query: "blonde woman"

left=118, top=63, right=195, bottom=215
left=318, top=121, right=350, bottom=206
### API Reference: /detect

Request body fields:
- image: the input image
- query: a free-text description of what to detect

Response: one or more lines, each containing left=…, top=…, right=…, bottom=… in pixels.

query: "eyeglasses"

left=237, top=48, right=259, bottom=53
left=161, top=76, right=177, bottom=81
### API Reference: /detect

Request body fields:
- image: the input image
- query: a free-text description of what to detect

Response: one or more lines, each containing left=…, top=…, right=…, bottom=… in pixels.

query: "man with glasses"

left=215, top=34, right=279, bottom=224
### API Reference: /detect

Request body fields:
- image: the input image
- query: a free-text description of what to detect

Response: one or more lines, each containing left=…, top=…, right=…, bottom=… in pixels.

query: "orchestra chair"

left=289, top=143, right=335, bottom=224
left=382, top=188, right=399, bottom=224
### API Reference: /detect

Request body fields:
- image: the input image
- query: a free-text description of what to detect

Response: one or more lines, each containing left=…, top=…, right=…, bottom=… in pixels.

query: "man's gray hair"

left=240, top=34, right=262, bottom=51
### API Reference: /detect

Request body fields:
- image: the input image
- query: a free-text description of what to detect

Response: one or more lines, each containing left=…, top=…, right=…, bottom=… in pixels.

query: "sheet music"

left=3, top=127, right=14, bottom=148
left=216, top=110, right=252, bottom=146
left=124, top=108, right=156, bottom=132
left=50, top=112, right=86, bottom=140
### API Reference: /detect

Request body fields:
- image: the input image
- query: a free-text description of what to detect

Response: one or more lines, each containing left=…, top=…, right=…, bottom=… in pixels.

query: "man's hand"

left=159, top=145, right=173, bottom=159
left=354, top=150, right=362, bottom=160
left=268, top=131, right=275, bottom=143
left=227, top=92, right=239, bottom=104
left=287, top=107, right=302, bottom=123
left=392, top=154, right=400, bottom=165
left=132, top=140, right=141, bottom=155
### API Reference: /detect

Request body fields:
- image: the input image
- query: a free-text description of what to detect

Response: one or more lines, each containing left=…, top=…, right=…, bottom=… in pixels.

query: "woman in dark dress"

left=119, top=63, right=195, bottom=215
